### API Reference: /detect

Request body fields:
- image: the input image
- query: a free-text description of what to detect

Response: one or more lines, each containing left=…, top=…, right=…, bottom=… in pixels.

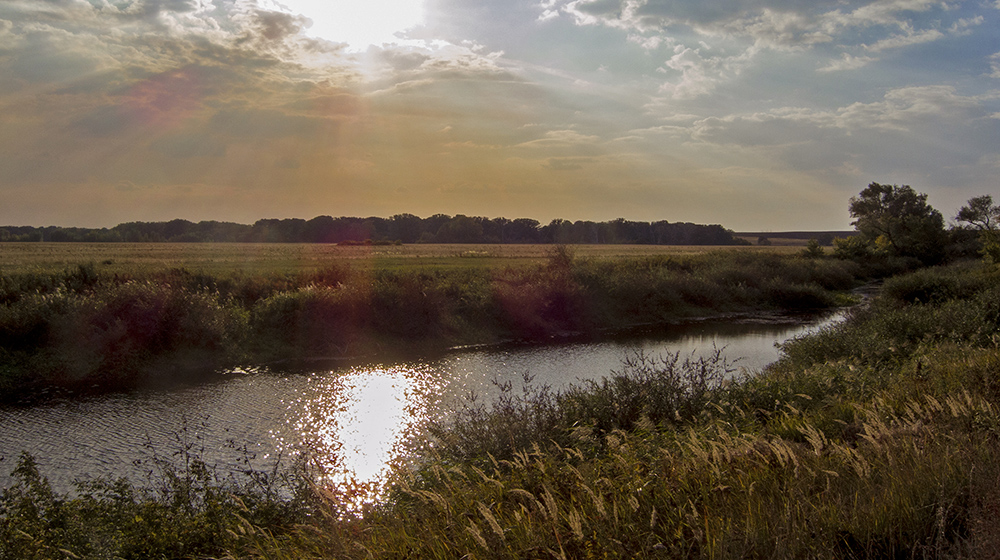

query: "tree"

left=848, top=182, right=946, bottom=263
left=388, top=213, right=423, bottom=243
left=956, top=195, right=1000, bottom=263
left=956, top=195, right=999, bottom=232
left=802, top=238, right=824, bottom=258
left=435, top=215, right=484, bottom=243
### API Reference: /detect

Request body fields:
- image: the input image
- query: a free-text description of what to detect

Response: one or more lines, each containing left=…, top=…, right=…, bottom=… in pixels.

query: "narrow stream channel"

left=0, top=310, right=845, bottom=500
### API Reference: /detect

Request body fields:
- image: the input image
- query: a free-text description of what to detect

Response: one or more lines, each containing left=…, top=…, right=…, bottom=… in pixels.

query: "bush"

left=880, top=264, right=991, bottom=305
left=371, top=271, right=447, bottom=338
left=429, top=348, right=735, bottom=464
left=561, top=348, right=734, bottom=433
left=491, top=266, right=589, bottom=340
left=0, top=447, right=315, bottom=560
left=779, top=266, right=1000, bottom=371
left=249, top=285, right=369, bottom=358
left=48, top=282, right=243, bottom=385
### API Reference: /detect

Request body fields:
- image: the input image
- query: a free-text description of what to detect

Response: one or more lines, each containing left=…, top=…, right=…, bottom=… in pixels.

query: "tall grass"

left=0, top=250, right=858, bottom=400
left=427, top=348, right=735, bottom=466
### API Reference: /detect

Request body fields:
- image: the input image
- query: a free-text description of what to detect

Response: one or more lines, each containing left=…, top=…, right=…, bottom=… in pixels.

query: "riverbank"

left=3, top=261, right=999, bottom=558
left=0, top=247, right=858, bottom=402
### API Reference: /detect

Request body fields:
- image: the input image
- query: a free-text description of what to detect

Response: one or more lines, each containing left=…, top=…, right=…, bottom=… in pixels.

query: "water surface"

left=0, top=311, right=843, bottom=502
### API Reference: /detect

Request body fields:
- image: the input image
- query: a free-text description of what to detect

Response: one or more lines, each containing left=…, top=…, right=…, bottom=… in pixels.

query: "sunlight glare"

left=275, top=0, right=425, bottom=50
left=295, top=366, right=441, bottom=513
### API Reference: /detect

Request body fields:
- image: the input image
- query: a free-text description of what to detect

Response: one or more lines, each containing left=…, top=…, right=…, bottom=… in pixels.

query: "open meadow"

left=0, top=242, right=799, bottom=275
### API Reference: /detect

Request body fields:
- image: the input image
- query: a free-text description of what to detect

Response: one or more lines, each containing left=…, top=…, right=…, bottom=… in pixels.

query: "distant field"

left=734, top=231, right=854, bottom=246
left=0, top=243, right=799, bottom=274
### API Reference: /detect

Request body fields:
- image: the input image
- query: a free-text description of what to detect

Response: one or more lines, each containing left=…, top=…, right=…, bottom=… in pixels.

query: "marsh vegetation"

left=0, top=246, right=855, bottom=401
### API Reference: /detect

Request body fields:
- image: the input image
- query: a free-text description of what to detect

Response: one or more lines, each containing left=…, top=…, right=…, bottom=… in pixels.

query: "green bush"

left=561, top=348, right=734, bottom=434
left=880, top=263, right=994, bottom=304
left=249, top=284, right=369, bottom=358
left=0, top=447, right=315, bottom=560
left=371, top=271, right=447, bottom=338
left=428, top=348, right=735, bottom=464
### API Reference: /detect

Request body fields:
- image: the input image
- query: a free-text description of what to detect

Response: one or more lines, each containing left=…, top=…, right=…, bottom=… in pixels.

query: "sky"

left=0, top=0, right=998, bottom=231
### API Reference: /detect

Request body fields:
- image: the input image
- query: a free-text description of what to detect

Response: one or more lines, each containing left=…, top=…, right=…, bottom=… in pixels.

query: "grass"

left=3, top=260, right=1000, bottom=558
left=0, top=246, right=856, bottom=400
left=0, top=243, right=801, bottom=275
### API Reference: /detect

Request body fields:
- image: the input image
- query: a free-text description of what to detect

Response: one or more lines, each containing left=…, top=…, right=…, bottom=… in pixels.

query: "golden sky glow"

left=0, top=0, right=998, bottom=230
left=267, top=0, right=425, bottom=49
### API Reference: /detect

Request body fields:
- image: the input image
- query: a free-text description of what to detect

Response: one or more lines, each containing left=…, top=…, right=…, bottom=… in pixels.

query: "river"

left=0, top=310, right=845, bottom=500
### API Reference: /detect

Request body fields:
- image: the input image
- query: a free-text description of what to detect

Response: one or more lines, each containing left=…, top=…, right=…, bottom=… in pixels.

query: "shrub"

left=429, top=348, right=734, bottom=464
left=491, top=266, right=589, bottom=340
left=880, top=264, right=992, bottom=305
left=801, top=238, right=824, bottom=258
left=371, top=271, right=447, bottom=338
left=49, top=282, right=242, bottom=385
left=779, top=266, right=1000, bottom=371
left=561, top=348, right=734, bottom=434
left=249, top=285, right=369, bottom=358
left=0, top=251, right=858, bottom=397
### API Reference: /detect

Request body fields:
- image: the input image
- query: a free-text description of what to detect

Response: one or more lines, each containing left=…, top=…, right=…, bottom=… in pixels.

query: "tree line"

left=0, top=215, right=747, bottom=245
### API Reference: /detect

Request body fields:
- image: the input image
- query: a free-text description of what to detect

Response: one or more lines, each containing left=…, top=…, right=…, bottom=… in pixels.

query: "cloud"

left=721, top=9, right=834, bottom=48
left=0, top=18, right=15, bottom=45
left=658, top=43, right=759, bottom=99
left=694, top=86, right=985, bottom=136
left=863, top=27, right=943, bottom=52
left=833, top=86, right=983, bottom=131
left=831, top=0, right=941, bottom=27
left=817, top=53, right=875, bottom=72
left=674, top=84, right=999, bottom=185
left=519, top=129, right=600, bottom=146
left=248, top=9, right=311, bottom=43
left=989, top=52, right=1000, bottom=79
left=546, top=0, right=978, bottom=96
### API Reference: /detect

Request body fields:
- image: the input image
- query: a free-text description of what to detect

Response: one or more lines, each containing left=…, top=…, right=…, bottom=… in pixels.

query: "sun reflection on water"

left=294, top=365, right=441, bottom=512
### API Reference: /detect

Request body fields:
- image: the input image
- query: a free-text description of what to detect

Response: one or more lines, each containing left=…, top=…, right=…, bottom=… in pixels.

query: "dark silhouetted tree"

left=436, top=215, right=484, bottom=243
left=956, top=195, right=1000, bottom=263
left=849, top=182, right=946, bottom=264
left=956, top=195, right=999, bottom=232
left=388, top=214, right=423, bottom=243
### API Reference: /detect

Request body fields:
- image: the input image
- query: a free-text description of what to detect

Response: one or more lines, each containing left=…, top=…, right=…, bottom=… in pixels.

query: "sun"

left=273, top=0, right=425, bottom=50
